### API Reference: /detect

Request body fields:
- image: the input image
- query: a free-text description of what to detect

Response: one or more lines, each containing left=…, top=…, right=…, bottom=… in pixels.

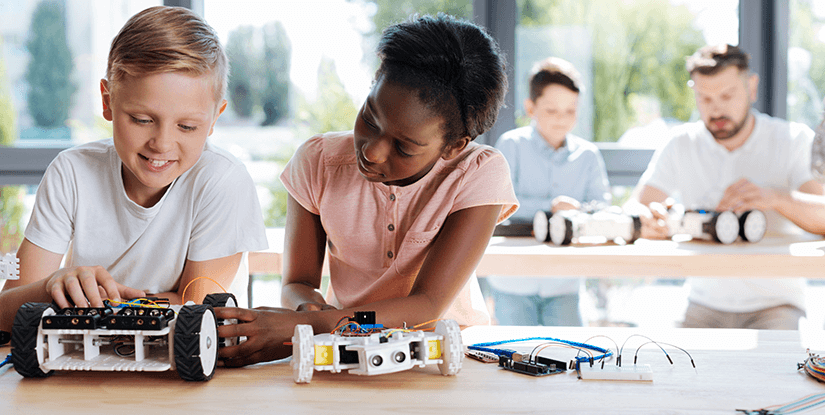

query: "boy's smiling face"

left=101, top=72, right=226, bottom=207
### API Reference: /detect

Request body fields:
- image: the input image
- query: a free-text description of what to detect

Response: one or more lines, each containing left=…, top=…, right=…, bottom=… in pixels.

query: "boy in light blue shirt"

left=487, top=57, right=610, bottom=326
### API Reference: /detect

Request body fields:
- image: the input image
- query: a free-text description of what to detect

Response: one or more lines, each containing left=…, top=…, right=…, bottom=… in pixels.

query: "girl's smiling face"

left=353, top=77, right=467, bottom=187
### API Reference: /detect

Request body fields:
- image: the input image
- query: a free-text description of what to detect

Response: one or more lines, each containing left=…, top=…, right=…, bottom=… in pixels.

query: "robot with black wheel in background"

left=534, top=206, right=767, bottom=246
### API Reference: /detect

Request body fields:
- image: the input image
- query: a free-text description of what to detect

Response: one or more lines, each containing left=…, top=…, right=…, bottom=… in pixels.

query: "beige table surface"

left=250, top=227, right=825, bottom=278
left=2, top=325, right=824, bottom=414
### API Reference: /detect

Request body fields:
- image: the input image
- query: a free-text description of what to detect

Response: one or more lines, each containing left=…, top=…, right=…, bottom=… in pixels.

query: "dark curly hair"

left=375, top=14, right=508, bottom=145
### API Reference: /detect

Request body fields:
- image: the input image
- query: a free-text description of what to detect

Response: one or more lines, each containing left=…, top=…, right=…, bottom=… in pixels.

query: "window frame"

left=0, top=0, right=785, bottom=187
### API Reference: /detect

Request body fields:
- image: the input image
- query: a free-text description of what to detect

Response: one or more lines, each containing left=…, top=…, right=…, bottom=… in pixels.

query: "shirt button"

left=390, top=194, right=396, bottom=201
left=388, top=224, right=395, bottom=231
left=387, top=251, right=394, bottom=258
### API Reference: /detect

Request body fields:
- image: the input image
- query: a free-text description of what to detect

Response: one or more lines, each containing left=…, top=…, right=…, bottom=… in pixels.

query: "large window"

left=789, top=0, right=825, bottom=127
left=200, top=0, right=473, bottom=228
left=514, top=0, right=738, bottom=146
left=0, top=0, right=162, bottom=254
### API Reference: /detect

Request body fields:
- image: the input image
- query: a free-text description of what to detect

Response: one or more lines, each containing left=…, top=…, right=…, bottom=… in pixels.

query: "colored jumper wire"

left=468, top=336, right=612, bottom=366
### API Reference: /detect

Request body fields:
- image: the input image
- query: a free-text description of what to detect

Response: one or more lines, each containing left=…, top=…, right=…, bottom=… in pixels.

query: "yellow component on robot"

left=314, top=345, right=333, bottom=365
left=428, top=340, right=442, bottom=359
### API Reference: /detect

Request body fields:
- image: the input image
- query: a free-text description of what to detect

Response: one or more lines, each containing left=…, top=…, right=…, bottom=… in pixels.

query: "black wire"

left=618, top=334, right=669, bottom=367
left=633, top=341, right=695, bottom=368
left=576, top=335, right=618, bottom=367
left=529, top=341, right=594, bottom=364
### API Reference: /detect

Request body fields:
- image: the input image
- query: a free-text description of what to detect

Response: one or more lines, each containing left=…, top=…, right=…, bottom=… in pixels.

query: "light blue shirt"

left=488, top=125, right=611, bottom=297
left=496, top=125, right=611, bottom=220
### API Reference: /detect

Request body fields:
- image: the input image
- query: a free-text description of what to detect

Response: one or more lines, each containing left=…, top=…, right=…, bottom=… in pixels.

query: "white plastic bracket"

left=0, top=253, right=20, bottom=280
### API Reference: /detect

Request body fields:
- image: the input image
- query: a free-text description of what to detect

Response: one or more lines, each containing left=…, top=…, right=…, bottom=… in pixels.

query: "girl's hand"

left=214, top=306, right=302, bottom=367
left=45, top=266, right=145, bottom=308
left=296, top=302, right=338, bottom=312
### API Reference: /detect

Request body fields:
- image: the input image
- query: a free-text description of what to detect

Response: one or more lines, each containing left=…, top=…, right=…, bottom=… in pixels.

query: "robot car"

left=291, top=311, right=463, bottom=384
left=10, top=293, right=238, bottom=381
left=534, top=207, right=766, bottom=246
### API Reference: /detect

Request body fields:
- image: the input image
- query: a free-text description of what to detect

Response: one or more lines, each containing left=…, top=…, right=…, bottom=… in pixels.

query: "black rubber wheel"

left=533, top=210, right=552, bottom=242
left=708, top=211, right=739, bottom=244
left=11, top=302, right=54, bottom=378
left=549, top=214, right=574, bottom=245
left=739, top=210, right=767, bottom=243
left=174, top=304, right=218, bottom=381
left=203, top=293, right=237, bottom=308
left=202, top=293, right=239, bottom=348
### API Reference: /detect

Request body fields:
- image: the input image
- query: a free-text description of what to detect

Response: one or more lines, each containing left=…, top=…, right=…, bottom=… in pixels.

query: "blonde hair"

left=106, top=6, right=228, bottom=102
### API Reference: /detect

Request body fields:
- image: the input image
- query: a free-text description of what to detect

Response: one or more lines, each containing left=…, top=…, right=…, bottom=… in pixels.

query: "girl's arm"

left=280, top=195, right=328, bottom=310
left=216, top=202, right=501, bottom=367
left=151, top=253, right=243, bottom=304
left=0, top=239, right=144, bottom=331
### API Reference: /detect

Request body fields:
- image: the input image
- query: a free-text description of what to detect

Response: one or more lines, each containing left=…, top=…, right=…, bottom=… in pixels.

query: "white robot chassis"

left=291, top=317, right=463, bottom=384
left=534, top=208, right=767, bottom=246
left=10, top=293, right=238, bottom=381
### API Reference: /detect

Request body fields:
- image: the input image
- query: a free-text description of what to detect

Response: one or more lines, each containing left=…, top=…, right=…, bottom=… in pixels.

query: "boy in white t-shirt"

left=634, top=44, right=825, bottom=329
left=0, top=6, right=268, bottom=333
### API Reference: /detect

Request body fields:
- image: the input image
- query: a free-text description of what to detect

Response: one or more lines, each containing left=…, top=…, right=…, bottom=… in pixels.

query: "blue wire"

left=468, top=337, right=612, bottom=363
left=0, top=353, right=11, bottom=369
left=774, top=392, right=825, bottom=414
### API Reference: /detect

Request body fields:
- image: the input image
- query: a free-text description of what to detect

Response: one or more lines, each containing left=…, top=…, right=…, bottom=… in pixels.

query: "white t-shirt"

left=638, top=111, right=814, bottom=312
left=25, top=139, right=268, bottom=296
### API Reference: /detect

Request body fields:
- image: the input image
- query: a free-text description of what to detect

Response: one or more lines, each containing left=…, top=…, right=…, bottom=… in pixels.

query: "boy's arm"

left=216, top=203, right=501, bottom=367
left=152, top=253, right=243, bottom=304
left=0, top=239, right=61, bottom=331
left=1, top=239, right=143, bottom=331
left=280, top=195, right=329, bottom=310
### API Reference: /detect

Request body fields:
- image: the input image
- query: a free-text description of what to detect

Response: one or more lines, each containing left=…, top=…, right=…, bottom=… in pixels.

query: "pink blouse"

left=281, top=131, right=518, bottom=325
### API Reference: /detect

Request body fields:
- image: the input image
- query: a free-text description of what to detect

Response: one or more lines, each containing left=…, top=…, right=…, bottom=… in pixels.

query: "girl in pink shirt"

left=217, top=14, right=518, bottom=366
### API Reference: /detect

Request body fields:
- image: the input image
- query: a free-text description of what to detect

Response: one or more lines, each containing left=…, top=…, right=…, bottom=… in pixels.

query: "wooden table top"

left=250, top=227, right=825, bottom=278
left=3, top=325, right=825, bottom=414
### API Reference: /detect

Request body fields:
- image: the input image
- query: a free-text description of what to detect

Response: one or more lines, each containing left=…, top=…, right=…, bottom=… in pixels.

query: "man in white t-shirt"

left=634, top=44, right=825, bottom=329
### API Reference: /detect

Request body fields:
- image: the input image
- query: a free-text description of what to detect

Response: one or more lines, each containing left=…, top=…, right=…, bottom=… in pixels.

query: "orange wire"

left=330, top=321, right=361, bottom=334
left=181, top=276, right=227, bottom=304
left=107, top=298, right=168, bottom=309
left=412, top=318, right=441, bottom=329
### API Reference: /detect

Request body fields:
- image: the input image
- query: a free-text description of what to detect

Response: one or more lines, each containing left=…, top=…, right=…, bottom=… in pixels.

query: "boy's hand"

left=639, top=201, right=670, bottom=240
left=215, top=306, right=300, bottom=367
left=551, top=195, right=581, bottom=213
left=45, top=266, right=145, bottom=308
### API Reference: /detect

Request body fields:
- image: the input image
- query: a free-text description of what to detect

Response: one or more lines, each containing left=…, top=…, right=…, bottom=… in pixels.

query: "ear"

left=100, top=79, right=113, bottom=122
left=524, top=98, right=536, bottom=118
left=747, top=73, right=759, bottom=103
left=208, top=99, right=228, bottom=136
left=441, top=136, right=470, bottom=160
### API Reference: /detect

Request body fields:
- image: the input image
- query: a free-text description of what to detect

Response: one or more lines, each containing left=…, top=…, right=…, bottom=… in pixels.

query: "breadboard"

left=579, top=364, right=653, bottom=381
